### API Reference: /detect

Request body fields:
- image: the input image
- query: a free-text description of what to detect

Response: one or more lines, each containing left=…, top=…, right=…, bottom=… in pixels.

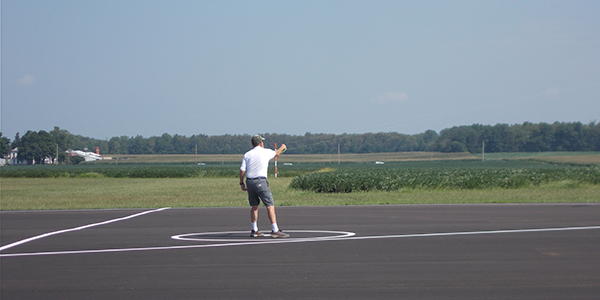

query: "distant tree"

left=128, top=135, right=148, bottom=154
left=437, top=126, right=474, bottom=152
left=70, top=133, right=108, bottom=154
left=8, top=121, right=599, bottom=156
left=69, top=155, right=85, bottom=164
left=422, top=129, right=439, bottom=150
left=191, top=134, right=210, bottom=154
left=11, top=132, right=21, bottom=150
left=153, top=133, right=174, bottom=154
left=0, top=132, right=11, bottom=156
left=172, top=134, right=192, bottom=153
left=585, top=121, right=600, bottom=151
left=18, top=130, right=56, bottom=164
left=50, top=126, right=73, bottom=163
left=108, top=137, right=123, bottom=154
left=552, top=122, right=582, bottom=151
left=523, top=122, right=553, bottom=152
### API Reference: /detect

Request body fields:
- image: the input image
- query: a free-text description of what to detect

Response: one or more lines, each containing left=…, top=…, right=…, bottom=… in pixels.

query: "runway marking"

left=0, top=207, right=171, bottom=252
left=1, top=225, right=599, bottom=258
left=172, top=230, right=355, bottom=242
left=341, top=225, right=600, bottom=241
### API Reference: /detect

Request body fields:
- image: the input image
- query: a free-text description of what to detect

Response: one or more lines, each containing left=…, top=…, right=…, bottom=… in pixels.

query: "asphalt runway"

left=1, top=204, right=599, bottom=299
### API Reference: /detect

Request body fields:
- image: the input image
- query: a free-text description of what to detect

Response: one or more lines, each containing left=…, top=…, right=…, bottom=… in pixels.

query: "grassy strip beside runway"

left=1, top=177, right=599, bottom=210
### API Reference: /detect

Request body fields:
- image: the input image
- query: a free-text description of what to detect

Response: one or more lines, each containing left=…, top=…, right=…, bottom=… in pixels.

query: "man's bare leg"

left=267, top=205, right=289, bottom=237
left=266, top=205, right=277, bottom=225
left=250, top=205, right=259, bottom=223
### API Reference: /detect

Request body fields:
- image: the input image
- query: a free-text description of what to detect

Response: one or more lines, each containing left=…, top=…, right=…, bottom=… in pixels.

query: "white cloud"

left=18, top=75, right=36, bottom=86
left=373, top=91, right=408, bottom=104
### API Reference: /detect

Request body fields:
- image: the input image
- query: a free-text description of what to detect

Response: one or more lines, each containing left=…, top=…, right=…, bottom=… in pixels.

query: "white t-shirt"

left=240, top=146, right=276, bottom=178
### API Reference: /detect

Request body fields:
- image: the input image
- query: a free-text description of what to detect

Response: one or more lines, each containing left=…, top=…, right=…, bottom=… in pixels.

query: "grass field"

left=1, top=151, right=598, bottom=210
left=105, top=151, right=600, bottom=164
left=474, top=151, right=600, bottom=165
left=103, top=151, right=480, bottom=164
left=1, top=177, right=599, bottom=210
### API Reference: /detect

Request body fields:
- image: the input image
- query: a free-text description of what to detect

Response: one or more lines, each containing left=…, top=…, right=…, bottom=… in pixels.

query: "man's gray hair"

left=251, top=134, right=265, bottom=147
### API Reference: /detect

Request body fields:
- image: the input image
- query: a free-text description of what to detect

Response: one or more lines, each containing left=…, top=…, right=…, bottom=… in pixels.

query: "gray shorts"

left=246, top=178, right=274, bottom=207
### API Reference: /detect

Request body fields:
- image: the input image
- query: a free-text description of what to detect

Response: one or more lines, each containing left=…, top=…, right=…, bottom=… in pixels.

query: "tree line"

left=2, top=121, right=599, bottom=164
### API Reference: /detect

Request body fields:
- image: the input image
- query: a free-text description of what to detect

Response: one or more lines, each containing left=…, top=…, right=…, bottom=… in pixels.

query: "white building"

left=7, top=148, right=24, bottom=165
left=4, top=147, right=57, bottom=165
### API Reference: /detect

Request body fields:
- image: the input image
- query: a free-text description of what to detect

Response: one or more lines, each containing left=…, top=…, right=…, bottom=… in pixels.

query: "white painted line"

left=339, top=225, right=600, bottom=241
left=0, top=238, right=314, bottom=257
left=172, top=230, right=355, bottom=242
left=1, top=225, right=598, bottom=258
left=0, top=207, right=171, bottom=252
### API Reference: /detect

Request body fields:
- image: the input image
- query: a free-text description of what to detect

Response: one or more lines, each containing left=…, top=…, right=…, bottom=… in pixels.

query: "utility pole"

left=338, top=143, right=340, bottom=164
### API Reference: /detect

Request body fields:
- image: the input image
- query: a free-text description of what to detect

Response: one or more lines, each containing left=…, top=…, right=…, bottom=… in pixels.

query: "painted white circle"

left=172, top=230, right=355, bottom=242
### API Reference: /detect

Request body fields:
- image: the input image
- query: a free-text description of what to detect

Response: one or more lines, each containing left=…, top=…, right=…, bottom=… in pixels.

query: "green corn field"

left=289, top=167, right=600, bottom=193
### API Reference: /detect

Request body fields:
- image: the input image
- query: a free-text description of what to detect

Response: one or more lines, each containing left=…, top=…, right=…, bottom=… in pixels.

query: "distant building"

left=7, top=148, right=24, bottom=165
left=4, top=147, right=57, bottom=165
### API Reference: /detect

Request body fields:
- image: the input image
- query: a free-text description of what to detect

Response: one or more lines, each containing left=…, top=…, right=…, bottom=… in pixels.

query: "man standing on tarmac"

left=240, top=134, right=289, bottom=238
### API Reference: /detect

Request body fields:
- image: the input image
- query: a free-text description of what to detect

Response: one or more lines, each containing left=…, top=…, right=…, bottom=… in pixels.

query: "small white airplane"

left=65, top=149, right=103, bottom=162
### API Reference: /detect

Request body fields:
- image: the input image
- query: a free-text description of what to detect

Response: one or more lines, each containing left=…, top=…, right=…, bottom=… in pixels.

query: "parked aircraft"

left=65, top=149, right=103, bottom=162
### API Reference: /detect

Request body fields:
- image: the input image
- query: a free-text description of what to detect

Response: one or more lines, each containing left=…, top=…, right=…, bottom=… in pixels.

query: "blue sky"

left=2, top=0, right=599, bottom=140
